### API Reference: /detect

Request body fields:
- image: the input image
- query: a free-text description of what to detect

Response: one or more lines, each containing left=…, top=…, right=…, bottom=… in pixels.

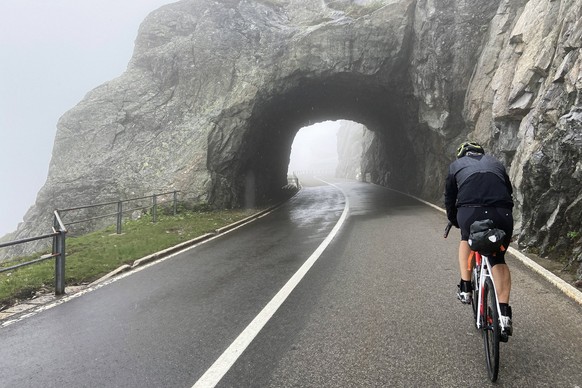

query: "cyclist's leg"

left=492, top=260, right=513, bottom=339
left=489, top=207, right=514, bottom=305
left=456, top=208, right=476, bottom=303
left=491, top=263, right=511, bottom=303
left=458, top=240, right=471, bottom=281
left=457, top=207, right=474, bottom=284
left=489, top=249, right=513, bottom=330
left=456, top=241, right=473, bottom=304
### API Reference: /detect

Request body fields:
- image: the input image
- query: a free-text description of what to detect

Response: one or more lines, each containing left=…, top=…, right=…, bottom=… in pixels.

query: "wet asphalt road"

left=1, top=179, right=582, bottom=387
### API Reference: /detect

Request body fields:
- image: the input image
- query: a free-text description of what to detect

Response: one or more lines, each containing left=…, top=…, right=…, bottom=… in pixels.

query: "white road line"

left=508, top=247, right=582, bottom=305
left=192, top=181, right=350, bottom=388
left=375, top=182, right=582, bottom=305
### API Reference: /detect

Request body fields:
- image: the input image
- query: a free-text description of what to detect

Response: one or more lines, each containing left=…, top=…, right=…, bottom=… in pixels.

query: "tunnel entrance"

left=287, top=121, right=340, bottom=178
left=287, top=120, right=374, bottom=184
left=207, top=72, right=440, bottom=209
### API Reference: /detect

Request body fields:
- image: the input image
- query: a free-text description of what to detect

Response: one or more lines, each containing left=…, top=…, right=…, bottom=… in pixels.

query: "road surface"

left=1, top=179, right=581, bottom=387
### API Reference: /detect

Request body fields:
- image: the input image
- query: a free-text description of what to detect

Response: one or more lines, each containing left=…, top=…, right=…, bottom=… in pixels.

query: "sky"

left=0, top=0, right=179, bottom=237
left=0, top=0, right=342, bottom=238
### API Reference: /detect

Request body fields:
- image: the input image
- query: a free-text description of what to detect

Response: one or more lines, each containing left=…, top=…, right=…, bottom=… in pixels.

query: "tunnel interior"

left=207, top=71, right=433, bottom=208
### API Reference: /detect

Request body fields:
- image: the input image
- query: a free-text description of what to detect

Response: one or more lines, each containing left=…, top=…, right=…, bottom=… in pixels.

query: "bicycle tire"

left=482, top=277, right=500, bottom=382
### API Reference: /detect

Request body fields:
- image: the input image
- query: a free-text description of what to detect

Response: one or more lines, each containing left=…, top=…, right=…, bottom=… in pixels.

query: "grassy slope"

left=0, top=209, right=256, bottom=308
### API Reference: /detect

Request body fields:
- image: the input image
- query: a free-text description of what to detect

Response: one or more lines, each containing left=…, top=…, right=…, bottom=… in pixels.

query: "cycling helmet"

left=456, top=141, right=485, bottom=158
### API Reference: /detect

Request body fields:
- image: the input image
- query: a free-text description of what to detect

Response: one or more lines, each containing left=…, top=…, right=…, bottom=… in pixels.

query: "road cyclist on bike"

left=444, top=141, right=514, bottom=340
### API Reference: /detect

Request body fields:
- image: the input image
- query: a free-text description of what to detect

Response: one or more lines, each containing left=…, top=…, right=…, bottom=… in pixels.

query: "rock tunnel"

left=12, top=0, right=492, bottom=248
left=175, top=0, right=481, bottom=210
left=206, top=71, right=440, bottom=208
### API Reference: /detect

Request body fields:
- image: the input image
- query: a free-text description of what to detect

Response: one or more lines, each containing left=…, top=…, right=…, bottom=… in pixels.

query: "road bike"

left=444, top=222, right=508, bottom=382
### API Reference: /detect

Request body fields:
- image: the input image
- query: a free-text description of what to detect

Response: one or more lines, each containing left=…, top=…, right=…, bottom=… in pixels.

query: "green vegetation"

left=567, top=231, right=580, bottom=240
left=0, top=208, right=257, bottom=308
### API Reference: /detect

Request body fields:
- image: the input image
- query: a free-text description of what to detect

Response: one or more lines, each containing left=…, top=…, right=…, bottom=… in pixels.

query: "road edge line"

left=380, top=185, right=582, bottom=305
left=507, top=247, right=582, bottom=305
left=1, top=192, right=300, bottom=328
left=89, top=194, right=299, bottom=286
left=191, top=181, right=350, bottom=388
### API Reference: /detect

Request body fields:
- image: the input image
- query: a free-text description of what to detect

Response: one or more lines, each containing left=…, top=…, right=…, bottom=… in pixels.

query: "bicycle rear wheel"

left=482, top=277, right=500, bottom=382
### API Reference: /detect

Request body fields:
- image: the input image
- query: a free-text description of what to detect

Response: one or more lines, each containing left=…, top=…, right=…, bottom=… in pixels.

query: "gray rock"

left=336, top=121, right=374, bottom=180
left=4, top=0, right=581, bottom=279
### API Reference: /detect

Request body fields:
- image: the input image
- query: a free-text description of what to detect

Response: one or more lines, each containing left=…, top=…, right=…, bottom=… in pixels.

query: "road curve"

left=0, top=181, right=345, bottom=387
left=1, top=179, right=581, bottom=387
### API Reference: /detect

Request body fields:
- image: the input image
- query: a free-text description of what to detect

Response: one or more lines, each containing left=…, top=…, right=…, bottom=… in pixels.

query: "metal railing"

left=0, top=211, right=67, bottom=295
left=57, top=190, right=179, bottom=235
left=292, top=169, right=336, bottom=176
left=0, top=190, right=179, bottom=296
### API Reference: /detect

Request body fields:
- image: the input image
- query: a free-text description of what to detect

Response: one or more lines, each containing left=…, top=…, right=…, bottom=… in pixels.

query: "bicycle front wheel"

left=482, top=277, right=500, bottom=382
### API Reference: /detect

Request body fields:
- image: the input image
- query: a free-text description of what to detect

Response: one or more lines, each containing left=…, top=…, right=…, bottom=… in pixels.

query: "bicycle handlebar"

left=443, top=221, right=453, bottom=238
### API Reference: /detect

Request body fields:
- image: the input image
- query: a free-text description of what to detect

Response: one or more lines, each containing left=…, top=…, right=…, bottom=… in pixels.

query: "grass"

left=0, top=208, right=258, bottom=309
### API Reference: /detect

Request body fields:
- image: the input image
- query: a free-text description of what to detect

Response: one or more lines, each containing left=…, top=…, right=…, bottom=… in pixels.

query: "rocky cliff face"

left=335, top=121, right=374, bottom=180
left=6, top=0, right=581, bottom=278
left=463, top=0, right=582, bottom=269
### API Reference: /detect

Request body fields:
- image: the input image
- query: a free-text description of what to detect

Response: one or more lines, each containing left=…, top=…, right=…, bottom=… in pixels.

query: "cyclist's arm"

left=504, top=172, right=513, bottom=196
left=444, top=171, right=459, bottom=227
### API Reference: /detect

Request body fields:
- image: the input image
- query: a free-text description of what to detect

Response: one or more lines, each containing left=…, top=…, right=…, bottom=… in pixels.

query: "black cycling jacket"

left=444, top=153, right=513, bottom=225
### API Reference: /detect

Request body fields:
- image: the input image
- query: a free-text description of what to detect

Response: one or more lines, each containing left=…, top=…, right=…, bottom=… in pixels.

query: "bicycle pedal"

left=500, top=332, right=509, bottom=343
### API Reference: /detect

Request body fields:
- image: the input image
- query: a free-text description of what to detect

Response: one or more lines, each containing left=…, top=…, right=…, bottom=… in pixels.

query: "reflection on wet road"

left=287, top=185, right=344, bottom=237
left=1, top=178, right=582, bottom=387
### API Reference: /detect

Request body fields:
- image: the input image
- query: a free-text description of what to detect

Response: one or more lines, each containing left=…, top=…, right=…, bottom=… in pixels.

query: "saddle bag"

left=468, top=219, right=506, bottom=255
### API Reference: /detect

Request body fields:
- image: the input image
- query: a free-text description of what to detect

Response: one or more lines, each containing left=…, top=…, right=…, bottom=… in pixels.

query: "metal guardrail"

left=292, top=169, right=336, bottom=176
left=0, top=191, right=179, bottom=296
left=0, top=210, right=67, bottom=295
left=58, top=190, right=179, bottom=235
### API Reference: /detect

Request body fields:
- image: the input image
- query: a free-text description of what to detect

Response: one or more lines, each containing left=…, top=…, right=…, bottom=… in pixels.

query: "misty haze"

left=0, top=0, right=180, bottom=238
left=288, top=121, right=340, bottom=175
left=2, top=1, right=582, bottom=386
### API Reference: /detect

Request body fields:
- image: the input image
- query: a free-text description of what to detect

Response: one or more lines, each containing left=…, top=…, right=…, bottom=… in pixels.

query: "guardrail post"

left=116, top=201, right=123, bottom=234
left=173, top=191, right=177, bottom=215
left=53, top=216, right=66, bottom=295
left=152, top=194, right=158, bottom=223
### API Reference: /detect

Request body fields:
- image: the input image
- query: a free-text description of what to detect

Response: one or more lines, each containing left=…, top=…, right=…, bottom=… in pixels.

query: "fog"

left=0, top=1, right=178, bottom=237
left=288, top=121, right=340, bottom=175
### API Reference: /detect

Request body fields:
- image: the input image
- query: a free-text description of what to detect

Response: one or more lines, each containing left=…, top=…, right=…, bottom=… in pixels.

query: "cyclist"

left=444, top=141, right=514, bottom=339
